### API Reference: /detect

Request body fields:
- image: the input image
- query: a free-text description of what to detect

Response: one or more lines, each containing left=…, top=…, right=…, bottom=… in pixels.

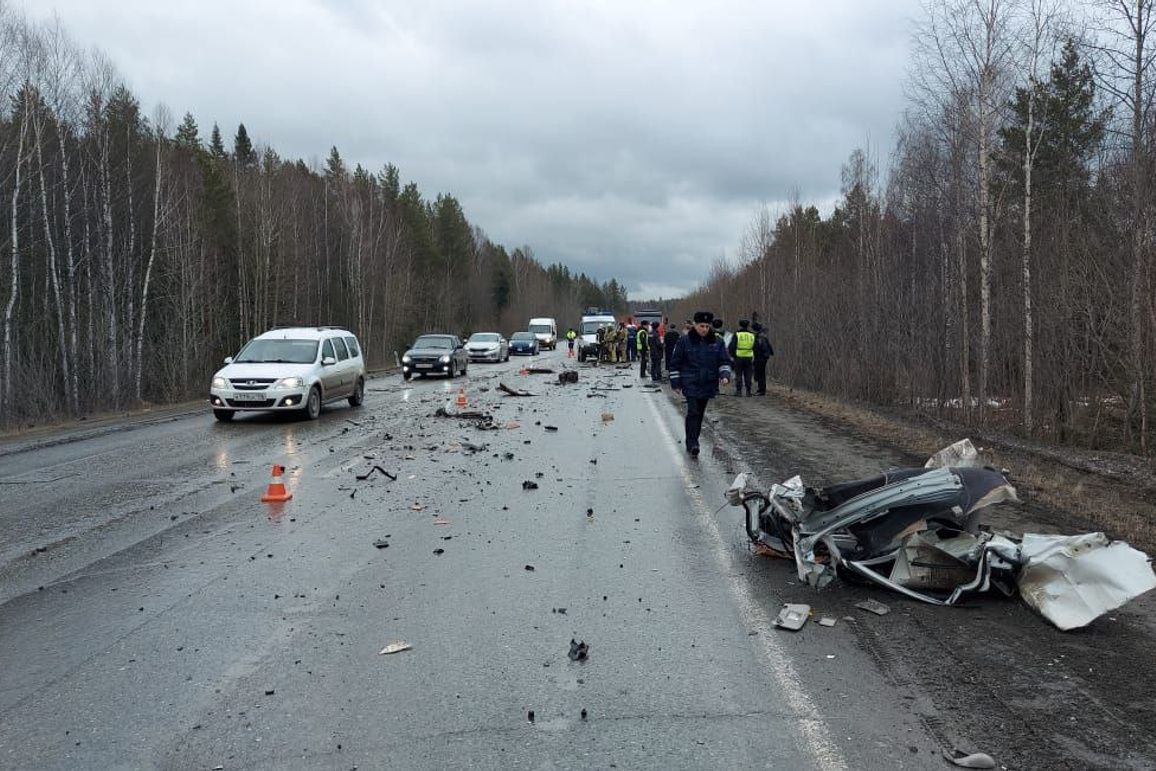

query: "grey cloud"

left=40, top=0, right=922, bottom=296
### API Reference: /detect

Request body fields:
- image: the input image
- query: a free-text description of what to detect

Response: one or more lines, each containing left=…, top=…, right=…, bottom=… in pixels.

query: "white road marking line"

left=645, top=391, right=849, bottom=770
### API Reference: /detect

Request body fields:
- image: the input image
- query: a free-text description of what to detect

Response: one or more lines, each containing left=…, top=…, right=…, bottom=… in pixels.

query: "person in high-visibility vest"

left=727, top=318, right=756, bottom=396
left=566, top=327, right=577, bottom=356
left=636, top=321, right=650, bottom=378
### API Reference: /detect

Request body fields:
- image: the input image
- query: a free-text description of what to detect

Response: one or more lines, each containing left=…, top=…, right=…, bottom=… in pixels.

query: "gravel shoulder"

left=701, top=383, right=1156, bottom=771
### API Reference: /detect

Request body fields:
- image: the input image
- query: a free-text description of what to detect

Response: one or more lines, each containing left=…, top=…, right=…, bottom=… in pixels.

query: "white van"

left=578, top=311, right=616, bottom=362
left=528, top=317, right=557, bottom=350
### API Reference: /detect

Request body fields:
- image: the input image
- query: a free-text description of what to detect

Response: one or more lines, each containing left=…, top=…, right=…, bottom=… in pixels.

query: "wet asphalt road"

left=0, top=349, right=942, bottom=769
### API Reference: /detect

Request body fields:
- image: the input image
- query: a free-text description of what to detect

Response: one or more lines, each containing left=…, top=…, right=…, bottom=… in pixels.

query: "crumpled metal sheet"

left=1017, top=533, right=1156, bottom=630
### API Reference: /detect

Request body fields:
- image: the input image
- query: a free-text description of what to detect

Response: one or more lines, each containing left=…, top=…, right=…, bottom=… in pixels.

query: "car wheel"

left=403, top=371, right=412, bottom=381
left=304, top=386, right=322, bottom=420
left=214, top=409, right=235, bottom=422
left=349, top=378, right=365, bottom=407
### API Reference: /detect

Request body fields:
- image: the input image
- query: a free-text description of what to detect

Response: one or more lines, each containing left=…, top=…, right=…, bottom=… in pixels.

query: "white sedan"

left=466, top=332, right=509, bottom=362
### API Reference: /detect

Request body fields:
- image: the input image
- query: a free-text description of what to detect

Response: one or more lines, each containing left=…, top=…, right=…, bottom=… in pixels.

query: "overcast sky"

left=35, top=0, right=921, bottom=299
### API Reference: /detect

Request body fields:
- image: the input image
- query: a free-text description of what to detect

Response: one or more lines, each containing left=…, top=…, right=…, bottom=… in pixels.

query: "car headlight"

left=440, top=355, right=450, bottom=363
left=402, top=354, right=411, bottom=363
left=272, top=376, right=304, bottom=390
left=212, top=377, right=227, bottom=389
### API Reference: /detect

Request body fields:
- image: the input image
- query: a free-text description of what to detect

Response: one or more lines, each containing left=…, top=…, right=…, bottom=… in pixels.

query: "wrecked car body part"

left=773, top=603, right=811, bottom=630
left=1016, top=533, right=1156, bottom=631
left=730, top=440, right=1156, bottom=629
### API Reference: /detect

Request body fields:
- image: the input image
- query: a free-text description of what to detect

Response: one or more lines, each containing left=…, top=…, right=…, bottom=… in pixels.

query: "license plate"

left=415, top=363, right=431, bottom=369
left=232, top=392, right=266, bottom=401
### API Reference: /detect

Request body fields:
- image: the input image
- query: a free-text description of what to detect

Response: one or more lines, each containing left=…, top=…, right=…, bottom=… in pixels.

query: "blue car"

left=509, top=331, right=540, bottom=356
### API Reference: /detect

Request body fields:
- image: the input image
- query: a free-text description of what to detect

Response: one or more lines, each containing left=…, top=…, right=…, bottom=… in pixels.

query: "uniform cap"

left=693, top=311, right=713, bottom=324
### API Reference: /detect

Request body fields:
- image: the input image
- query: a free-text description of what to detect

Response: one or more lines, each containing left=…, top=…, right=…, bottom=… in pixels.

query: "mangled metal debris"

left=498, top=382, right=534, bottom=397
left=727, top=439, right=1156, bottom=630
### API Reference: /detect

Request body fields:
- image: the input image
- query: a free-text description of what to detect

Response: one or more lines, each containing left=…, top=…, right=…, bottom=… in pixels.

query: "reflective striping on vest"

left=637, top=330, right=648, bottom=349
left=735, top=330, right=755, bottom=358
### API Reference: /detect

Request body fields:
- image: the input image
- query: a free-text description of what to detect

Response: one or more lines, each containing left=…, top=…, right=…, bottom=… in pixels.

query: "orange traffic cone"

left=260, top=464, right=293, bottom=502
left=456, top=387, right=468, bottom=408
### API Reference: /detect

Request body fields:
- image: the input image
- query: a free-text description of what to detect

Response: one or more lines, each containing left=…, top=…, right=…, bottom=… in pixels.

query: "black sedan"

left=401, top=334, right=469, bottom=380
left=508, top=332, right=540, bottom=356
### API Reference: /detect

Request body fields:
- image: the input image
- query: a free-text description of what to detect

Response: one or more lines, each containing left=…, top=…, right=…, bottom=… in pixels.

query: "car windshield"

left=511, top=332, right=535, bottom=341
left=582, top=321, right=613, bottom=335
left=235, top=338, right=318, bottom=364
left=413, top=335, right=455, bottom=349
left=469, top=333, right=500, bottom=343
left=528, top=324, right=551, bottom=334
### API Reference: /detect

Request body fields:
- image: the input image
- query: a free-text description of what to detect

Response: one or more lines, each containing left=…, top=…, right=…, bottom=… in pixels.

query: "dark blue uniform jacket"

left=669, top=330, right=733, bottom=398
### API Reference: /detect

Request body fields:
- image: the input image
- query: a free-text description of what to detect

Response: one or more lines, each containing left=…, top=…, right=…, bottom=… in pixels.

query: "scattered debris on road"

left=942, top=748, right=997, bottom=769
left=522, top=481, right=539, bottom=490
left=499, top=382, right=534, bottom=397
left=434, top=517, right=451, bottom=526
left=527, top=367, right=554, bottom=374
left=379, top=641, right=413, bottom=655
left=373, top=538, right=390, bottom=549
left=544, top=425, right=559, bottom=432
left=524, top=564, right=536, bottom=571
left=728, top=439, right=1156, bottom=630
left=817, top=616, right=838, bottom=627
left=774, top=603, right=811, bottom=631
left=558, top=371, right=579, bottom=384
left=601, top=412, right=614, bottom=422
left=355, top=465, right=397, bottom=482
left=856, top=599, right=890, bottom=616
left=568, top=639, right=589, bottom=661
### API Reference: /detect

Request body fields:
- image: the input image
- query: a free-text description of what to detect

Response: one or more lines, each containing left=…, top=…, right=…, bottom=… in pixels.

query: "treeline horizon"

left=674, top=0, right=1156, bottom=455
left=0, top=8, right=628, bottom=426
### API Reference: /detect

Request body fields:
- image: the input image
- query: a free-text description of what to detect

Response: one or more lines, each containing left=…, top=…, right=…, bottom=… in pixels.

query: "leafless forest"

left=675, top=0, right=1156, bottom=453
left=0, top=8, right=627, bottom=427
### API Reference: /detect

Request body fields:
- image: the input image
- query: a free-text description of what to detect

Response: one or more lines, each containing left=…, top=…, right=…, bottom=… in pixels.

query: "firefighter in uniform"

left=727, top=319, right=756, bottom=396
left=616, top=322, right=628, bottom=363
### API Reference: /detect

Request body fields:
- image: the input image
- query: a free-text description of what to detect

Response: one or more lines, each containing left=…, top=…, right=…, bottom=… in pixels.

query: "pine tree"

left=174, top=112, right=200, bottom=151
left=208, top=122, right=227, bottom=159
left=233, top=123, right=257, bottom=168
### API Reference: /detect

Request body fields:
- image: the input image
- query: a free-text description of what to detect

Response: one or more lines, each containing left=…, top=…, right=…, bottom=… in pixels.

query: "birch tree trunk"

left=136, top=120, right=164, bottom=401
left=3, top=99, right=30, bottom=414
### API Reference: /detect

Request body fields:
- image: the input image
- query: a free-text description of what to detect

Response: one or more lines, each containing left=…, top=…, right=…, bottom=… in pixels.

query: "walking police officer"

left=669, top=312, right=732, bottom=457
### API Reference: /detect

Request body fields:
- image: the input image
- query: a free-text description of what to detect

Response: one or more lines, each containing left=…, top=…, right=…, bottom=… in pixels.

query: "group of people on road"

left=568, top=309, right=775, bottom=457
left=635, top=318, right=680, bottom=382
left=666, top=312, right=775, bottom=457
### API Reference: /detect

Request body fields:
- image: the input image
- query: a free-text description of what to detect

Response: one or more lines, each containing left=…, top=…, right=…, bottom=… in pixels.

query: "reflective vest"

left=566, top=330, right=577, bottom=340
left=636, top=329, right=648, bottom=350
left=734, top=330, right=755, bottom=358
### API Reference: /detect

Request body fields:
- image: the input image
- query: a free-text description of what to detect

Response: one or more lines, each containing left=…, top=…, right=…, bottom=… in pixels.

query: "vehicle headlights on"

left=211, top=377, right=227, bottom=389
left=440, top=355, right=450, bottom=363
left=272, top=376, right=304, bottom=390
left=402, top=354, right=412, bottom=363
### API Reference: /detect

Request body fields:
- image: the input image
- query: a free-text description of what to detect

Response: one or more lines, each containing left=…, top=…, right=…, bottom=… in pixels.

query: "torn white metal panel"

left=1017, top=533, right=1156, bottom=631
